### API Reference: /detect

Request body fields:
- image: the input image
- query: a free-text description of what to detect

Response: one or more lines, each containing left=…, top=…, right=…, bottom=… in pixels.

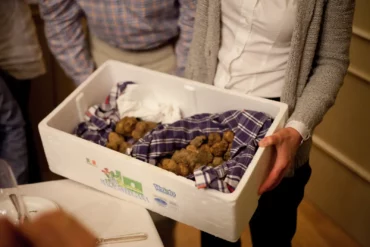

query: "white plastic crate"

left=39, top=60, right=288, bottom=242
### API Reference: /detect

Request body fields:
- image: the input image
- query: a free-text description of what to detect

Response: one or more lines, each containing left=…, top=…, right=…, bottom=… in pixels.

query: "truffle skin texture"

left=223, top=130, right=234, bottom=143
left=199, top=144, right=212, bottom=153
left=160, top=159, right=178, bottom=174
left=106, top=142, right=118, bottom=151
left=118, top=142, right=132, bottom=154
left=135, top=121, right=148, bottom=132
left=208, top=133, right=221, bottom=146
left=115, top=117, right=138, bottom=136
left=108, top=132, right=125, bottom=145
left=212, top=157, right=224, bottom=167
left=132, top=129, right=145, bottom=140
left=190, top=135, right=207, bottom=148
left=211, top=140, right=228, bottom=157
left=186, top=145, right=198, bottom=153
left=178, top=164, right=190, bottom=176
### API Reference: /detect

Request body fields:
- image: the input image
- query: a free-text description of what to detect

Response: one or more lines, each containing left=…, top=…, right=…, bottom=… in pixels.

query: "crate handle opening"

left=184, top=85, right=198, bottom=116
left=76, top=92, right=88, bottom=122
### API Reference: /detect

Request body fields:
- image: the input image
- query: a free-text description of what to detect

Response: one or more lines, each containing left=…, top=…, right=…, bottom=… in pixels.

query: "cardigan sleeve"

left=287, top=0, right=355, bottom=135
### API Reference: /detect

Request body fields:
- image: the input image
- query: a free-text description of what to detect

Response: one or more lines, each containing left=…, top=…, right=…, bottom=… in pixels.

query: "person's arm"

left=286, top=0, right=355, bottom=139
left=259, top=0, right=355, bottom=194
left=175, top=0, right=196, bottom=77
left=38, top=0, right=94, bottom=85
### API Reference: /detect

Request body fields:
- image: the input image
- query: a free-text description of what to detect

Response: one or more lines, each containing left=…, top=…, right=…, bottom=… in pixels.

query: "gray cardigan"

left=185, top=0, right=355, bottom=169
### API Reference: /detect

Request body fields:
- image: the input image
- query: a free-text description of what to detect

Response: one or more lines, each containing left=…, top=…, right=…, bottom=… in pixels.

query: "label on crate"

left=100, top=168, right=149, bottom=203
left=153, top=183, right=176, bottom=198
left=153, top=195, right=178, bottom=211
left=154, top=197, right=168, bottom=207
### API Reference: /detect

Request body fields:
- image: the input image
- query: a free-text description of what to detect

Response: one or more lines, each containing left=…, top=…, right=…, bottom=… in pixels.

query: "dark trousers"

left=0, top=70, right=41, bottom=183
left=201, top=163, right=312, bottom=247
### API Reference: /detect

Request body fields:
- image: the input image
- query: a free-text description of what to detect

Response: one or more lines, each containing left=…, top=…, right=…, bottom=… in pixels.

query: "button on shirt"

left=214, top=0, right=310, bottom=140
left=214, top=0, right=297, bottom=98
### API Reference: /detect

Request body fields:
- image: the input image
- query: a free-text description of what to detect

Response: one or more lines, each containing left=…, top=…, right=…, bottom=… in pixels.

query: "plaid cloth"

left=74, top=82, right=134, bottom=146
left=132, top=110, right=273, bottom=193
left=75, top=82, right=273, bottom=193
left=38, top=0, right=196, bottom=84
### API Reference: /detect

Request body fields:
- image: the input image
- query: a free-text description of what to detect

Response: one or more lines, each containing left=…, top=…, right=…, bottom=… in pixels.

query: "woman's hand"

left=258, top=127, right=302, bottom=195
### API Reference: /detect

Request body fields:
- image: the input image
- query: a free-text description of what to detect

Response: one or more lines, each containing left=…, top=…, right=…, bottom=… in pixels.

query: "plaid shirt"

left=75, top=82, right=273, bottom=193
left=38, top=0, right=196, bottom=84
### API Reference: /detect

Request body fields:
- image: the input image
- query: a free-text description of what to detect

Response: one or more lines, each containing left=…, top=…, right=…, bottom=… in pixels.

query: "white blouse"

left=214, top=0, right=297, bottom=98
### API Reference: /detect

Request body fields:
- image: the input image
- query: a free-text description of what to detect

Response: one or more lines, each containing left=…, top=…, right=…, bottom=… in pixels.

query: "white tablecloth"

left=17, top=179, right=163, bottom=247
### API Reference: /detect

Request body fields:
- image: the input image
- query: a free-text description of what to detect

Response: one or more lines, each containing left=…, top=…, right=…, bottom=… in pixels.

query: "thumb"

left=259, top=134, right=279, bottom=147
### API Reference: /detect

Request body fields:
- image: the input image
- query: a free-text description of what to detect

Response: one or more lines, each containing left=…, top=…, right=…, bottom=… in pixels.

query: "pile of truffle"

left=106, top=116, right=157, bottom=154
left=159, top=130, right=234, bottom=177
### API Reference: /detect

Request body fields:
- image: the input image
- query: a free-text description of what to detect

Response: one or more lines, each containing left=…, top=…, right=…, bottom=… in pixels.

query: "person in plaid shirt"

left=38, top=0, right=196, bottom=85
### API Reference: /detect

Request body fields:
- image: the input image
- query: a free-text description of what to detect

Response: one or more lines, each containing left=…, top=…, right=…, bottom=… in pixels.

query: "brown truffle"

left=132, top=121, right=158, bottom=140
left=186, top=145, right=198, bottom=153
left=108, top=132, right=125, bottom=145
left=118, top=142, right=132, bottom=154
left=212, top=140, right=229, bottom=157
left=106, top=142, right=118, bottom=151
left=190, top=135, right=207, bottom=148
left=208, top=133, right=222, bottom=146
left=172, top=149, right=192, bottom=165
left=199, top=144, right=212, bottom=153
left=224, top=150, right=231, bottom=161
left=196, top=150, right=213, bottom=165
left=146, top=122, right=157, bottom=131
left=115, top=117, right=138, bottom=136
left=132, top=129, right=145, bottom=140
left=160, top=159, right=178, bottom=174
left=193, top=164, right=203, bottom=171
left=171, top=149, right=189, bottom=165
left=212, top=157, right=224, bottom=167
left=160, top=159, right=171, bottom=168
left=135, top=121, right=148, bottom=132
left=223, top=130, right=234, bottom=143
left=178, top=164, right=190, bottom=176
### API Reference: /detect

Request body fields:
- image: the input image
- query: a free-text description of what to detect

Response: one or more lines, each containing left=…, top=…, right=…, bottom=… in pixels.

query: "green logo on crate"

left=123, top=177, right=143, bottom=194
left=100, top=168, right=149, bottom=203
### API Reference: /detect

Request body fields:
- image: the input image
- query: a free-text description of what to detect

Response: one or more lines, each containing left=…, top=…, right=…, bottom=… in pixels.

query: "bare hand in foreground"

left=0, top=210, right=97, bottom=247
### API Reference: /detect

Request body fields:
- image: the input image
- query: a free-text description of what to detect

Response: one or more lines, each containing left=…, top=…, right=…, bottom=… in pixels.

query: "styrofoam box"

left=39, top=60, right=288, bottom=242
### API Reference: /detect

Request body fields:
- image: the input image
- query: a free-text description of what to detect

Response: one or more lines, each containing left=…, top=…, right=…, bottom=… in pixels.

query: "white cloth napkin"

left=116, top=84, right=181, bottom=124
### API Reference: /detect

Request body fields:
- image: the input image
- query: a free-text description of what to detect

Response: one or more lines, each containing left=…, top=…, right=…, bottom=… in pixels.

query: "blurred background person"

left=0, top=0, right=45, bottom=184
left=0, top=76, right=28, bottom=184
left=38, top=0, right=196, bottom=85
